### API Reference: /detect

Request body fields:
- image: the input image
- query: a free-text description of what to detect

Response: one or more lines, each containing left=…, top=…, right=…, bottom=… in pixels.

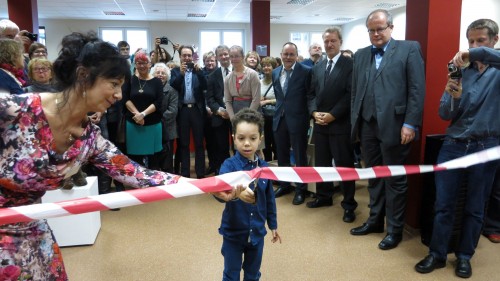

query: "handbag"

left=261, top=84, right=276, bottom=117
left=116, top=115, right=126, bottom=144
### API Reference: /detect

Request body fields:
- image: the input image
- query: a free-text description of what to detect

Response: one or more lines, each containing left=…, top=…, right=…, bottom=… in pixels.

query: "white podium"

left=41, top=176, right=101, bottom=247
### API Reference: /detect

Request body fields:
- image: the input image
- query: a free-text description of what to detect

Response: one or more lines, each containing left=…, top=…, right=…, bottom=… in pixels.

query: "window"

left=290, top=32, right=323, bottom=58
left=38, top=26, right=46, bottom=45
left=199, top=30, right=244, bottom=65
left=99, top=28, right=149, bottom=55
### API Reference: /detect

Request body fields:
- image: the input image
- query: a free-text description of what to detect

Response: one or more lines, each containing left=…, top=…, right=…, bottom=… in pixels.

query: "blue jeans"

left=429, top=137, right=499, bottom=260
left=221, top=237, right=264, bottom=281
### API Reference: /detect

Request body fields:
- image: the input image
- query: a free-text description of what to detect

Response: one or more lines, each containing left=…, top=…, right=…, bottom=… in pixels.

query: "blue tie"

left=325, top=59, right=333, bottom=85
left=283, top=69, right=292, bottom=96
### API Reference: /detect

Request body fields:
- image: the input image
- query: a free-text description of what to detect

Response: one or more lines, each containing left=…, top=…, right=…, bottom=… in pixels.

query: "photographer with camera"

left=169, top=45, right=207, bottom=179
left=152, top=36, right=179, bottom=65
left=415, top=19, right=500, bottom=279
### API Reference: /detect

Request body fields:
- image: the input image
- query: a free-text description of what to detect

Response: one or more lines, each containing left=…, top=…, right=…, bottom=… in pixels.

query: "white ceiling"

left=0, top=0, right=406, bottom=25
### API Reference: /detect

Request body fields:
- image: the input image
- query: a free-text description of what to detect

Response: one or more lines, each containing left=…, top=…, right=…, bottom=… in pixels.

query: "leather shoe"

left=378, top=233, right=403, bottom=250
left=455, top=258, right=472, bottom=278
left=415, top=255, right=446, bottom=274
left=274, top=186, right=292, bottom=198
left=306, top=198, right=332, bottom=208
left=350, top=223, right=384, bottom=236
left=343, top=209, right=356, bottom=223
left=292, top=191, right=305, bottom=205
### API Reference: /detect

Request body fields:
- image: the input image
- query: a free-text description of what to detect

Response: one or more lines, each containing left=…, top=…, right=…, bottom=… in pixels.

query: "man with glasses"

left=350, top=9, right=425, bottom=250
left=272, top=42, right=313, bottom=205
left=170, top=45, right=207, bottom=179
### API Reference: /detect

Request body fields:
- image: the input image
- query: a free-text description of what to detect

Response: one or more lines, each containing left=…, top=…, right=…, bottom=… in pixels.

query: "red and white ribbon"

left=1, top=145, right=499, bottom=225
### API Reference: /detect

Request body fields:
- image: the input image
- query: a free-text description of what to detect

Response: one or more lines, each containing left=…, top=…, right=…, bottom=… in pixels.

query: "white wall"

left=460, top=0, right=500, bottom=49
left=341, top=6, right=406, bottom=53
left=40, top=18, right=331, bottom=61
left=39, top=0, right=500, bottom=62
left=341, top=1, right=500, bottom=54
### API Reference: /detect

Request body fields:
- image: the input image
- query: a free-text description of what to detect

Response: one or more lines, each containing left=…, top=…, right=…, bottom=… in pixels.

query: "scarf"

left=0, top=63, right=26, bottom=86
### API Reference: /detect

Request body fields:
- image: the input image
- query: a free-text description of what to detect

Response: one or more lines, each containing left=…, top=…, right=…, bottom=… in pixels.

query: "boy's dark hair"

left=232, top=108, right=264, bottom=135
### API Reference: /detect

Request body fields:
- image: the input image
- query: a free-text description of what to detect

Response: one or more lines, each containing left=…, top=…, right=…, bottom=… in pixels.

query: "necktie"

left=283, top=69, right=292, bottom=96
left=371, top=47, right=385, bottom=56
left=224, top=67, right=229, bottom=76
left=324, top=59, right=333, bottom=85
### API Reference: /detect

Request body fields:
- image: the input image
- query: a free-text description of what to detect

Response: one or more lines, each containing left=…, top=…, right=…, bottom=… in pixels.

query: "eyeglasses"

left=135, top=61, right=149, bottom=66
left=368, top=25, right=391, bottom=34
left=281, top=53, right=297, bottom=58
left=33, top=67, right=50, bottom=73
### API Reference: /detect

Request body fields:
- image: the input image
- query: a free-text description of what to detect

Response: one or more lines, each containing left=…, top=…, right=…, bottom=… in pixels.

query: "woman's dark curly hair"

left=52, top=31, right=130, bottom=94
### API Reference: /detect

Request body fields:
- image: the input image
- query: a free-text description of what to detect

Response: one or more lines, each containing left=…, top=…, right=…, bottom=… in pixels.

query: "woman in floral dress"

left=0, top=32, right=186, bottom=280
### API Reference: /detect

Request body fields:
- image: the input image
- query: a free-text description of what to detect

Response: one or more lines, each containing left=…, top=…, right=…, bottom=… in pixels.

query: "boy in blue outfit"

left=212, top=108, right=281, bottom=281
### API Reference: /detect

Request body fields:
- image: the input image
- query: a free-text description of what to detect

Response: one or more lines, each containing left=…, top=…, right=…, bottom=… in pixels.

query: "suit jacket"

left=170, top=67, right=207, bottom=116
left=351, top=39, right=425, bottom=146
left=309, top=55, right=353, bottom=135
left=206, top=67, right=226, bottom=127
left=272, top=62, right=313, bottom=134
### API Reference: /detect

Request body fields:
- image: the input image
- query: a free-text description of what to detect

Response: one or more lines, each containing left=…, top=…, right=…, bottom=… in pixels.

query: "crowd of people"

left=0, top=9, right=499, bottom=280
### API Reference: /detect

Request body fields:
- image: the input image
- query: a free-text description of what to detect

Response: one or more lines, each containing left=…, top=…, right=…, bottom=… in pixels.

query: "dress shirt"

left=439, top=47, right=500, bottom=140
left=184, top=70, right=195, bottom=103
left=372, top=40, right=390, bottom=69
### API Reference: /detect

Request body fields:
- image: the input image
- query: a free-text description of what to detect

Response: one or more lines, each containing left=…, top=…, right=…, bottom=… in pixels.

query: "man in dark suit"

left=307, top=27, right=357, bottom=223
left=350, top=9, right=425, bottom=250
left=272, top=42, right=313, bottom=205
left=170, top=45, right=207, bottom=179
left=205, top=45, right=232, bottom=175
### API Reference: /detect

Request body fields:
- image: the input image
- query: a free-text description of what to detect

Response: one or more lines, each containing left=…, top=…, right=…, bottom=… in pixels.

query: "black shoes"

left=350, top=223, right=384, bottom=235
left=416, top=256, right=471, bottom=278
left=306, top=198, right=333, bottom=208
left=378, top=233, right=402, bottom=250
left=292, top=191, right=305, bottom=205
left=455, top=258, right=472, bottom=278
left=274, top=186, right=293, bottom=198
left=343, top=209, right=356, bottom=223
left=415, top=255, right=446, bottom=274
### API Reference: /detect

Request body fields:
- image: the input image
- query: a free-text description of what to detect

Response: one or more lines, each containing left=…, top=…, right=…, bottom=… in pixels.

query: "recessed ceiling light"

left=103, top=11, right=125, bottom=16
left=374, top=2, right=400, bottom=9
left=187, top=13, right=207, bottom=18
left=287, top=0, right=315, bottom=5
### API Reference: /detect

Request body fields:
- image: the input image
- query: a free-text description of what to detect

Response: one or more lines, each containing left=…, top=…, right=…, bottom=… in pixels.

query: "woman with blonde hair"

left=224, top=45, right=261, bottom=119
left=0, top=38, right=25, bottom=94
left=24, top=58, right=56, bottom=92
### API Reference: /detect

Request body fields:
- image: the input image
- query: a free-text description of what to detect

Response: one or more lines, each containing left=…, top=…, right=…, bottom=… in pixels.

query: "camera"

left=447, top=62, right=462, bottom=79
left=25, top=32, right=38, bottom=42
left=160, top=36, right=169, bottom=45
left=186, top=62, right=194, bottom=70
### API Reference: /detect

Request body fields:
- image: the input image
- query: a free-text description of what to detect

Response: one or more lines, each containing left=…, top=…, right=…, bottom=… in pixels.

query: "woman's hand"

left=133, top=111, right=146, bottom=125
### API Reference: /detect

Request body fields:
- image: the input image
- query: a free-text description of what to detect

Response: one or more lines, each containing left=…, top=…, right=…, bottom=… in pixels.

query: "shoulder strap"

left=263, top=83, right=273, bottom=98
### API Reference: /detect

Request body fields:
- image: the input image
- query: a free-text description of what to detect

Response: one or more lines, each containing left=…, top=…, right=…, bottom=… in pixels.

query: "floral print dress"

left=0, top=93, right=179, bottom=280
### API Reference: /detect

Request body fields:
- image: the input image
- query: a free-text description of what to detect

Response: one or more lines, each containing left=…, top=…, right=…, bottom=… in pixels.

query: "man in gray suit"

left=350, top=9, right=425, bottom=250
